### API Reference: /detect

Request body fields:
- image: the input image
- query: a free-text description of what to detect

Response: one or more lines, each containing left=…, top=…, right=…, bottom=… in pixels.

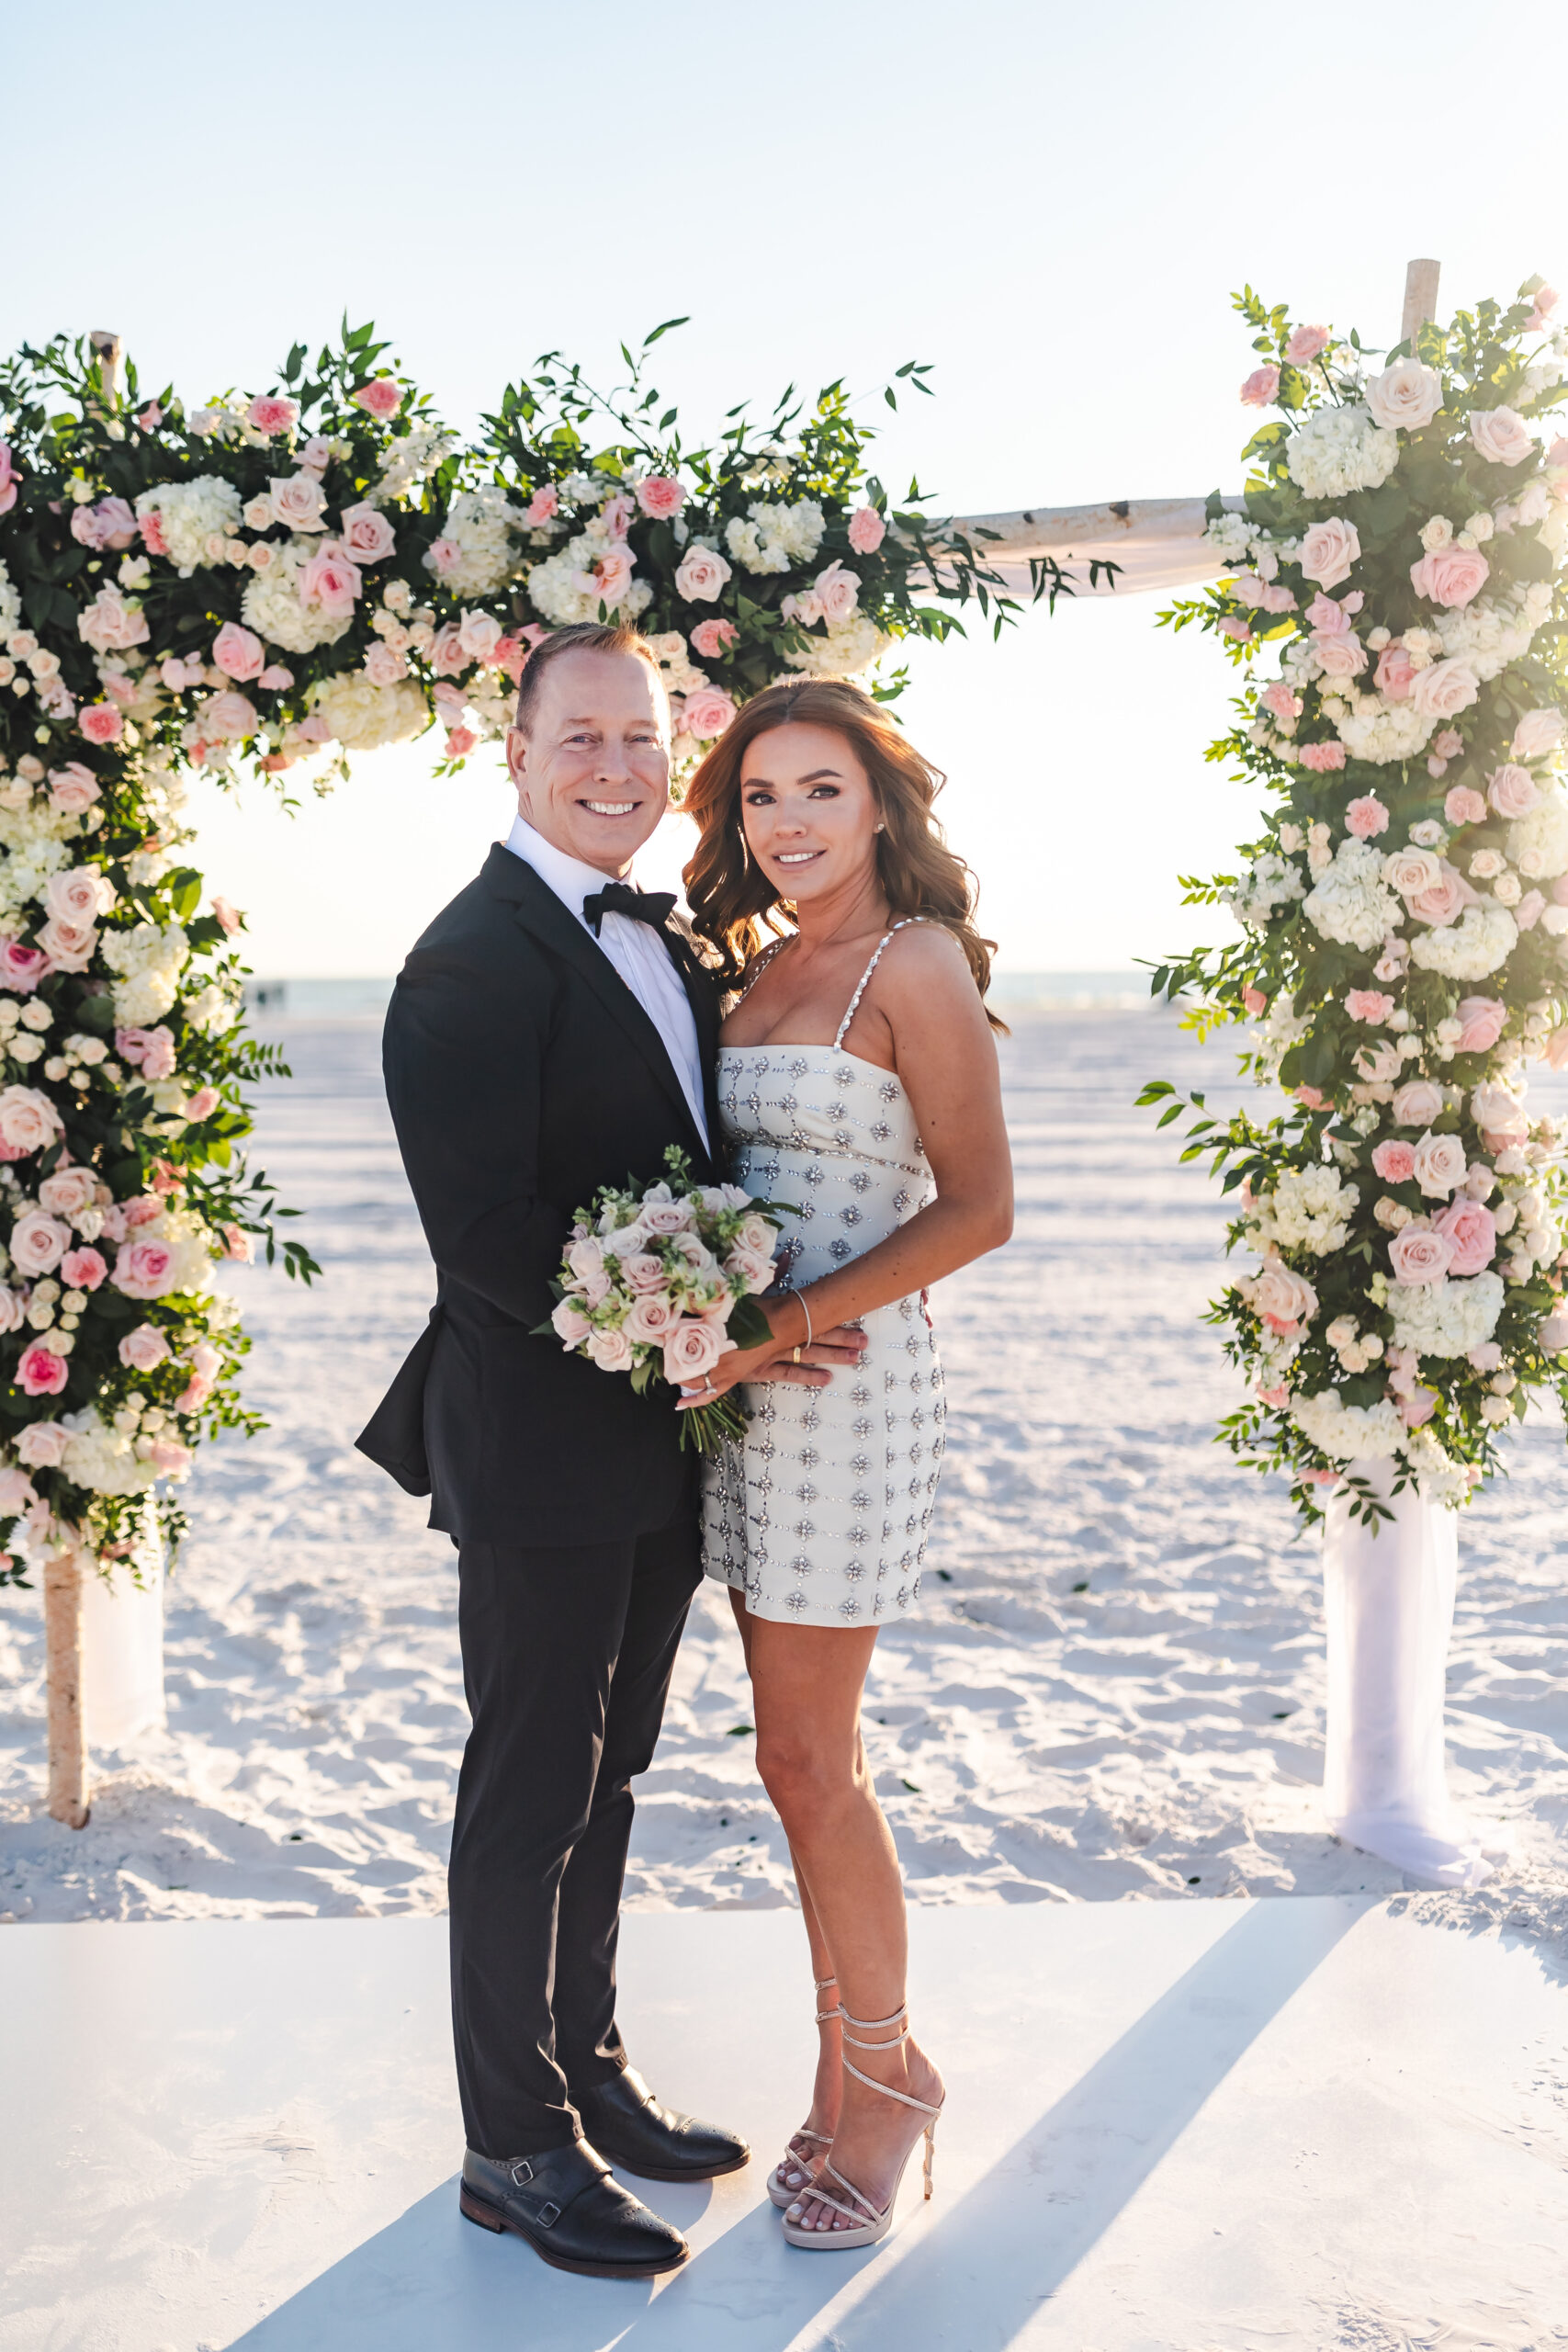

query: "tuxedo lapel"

left=483, top=844, right=711, bottom=1169
left=667, top=918, right=724, bottom=1157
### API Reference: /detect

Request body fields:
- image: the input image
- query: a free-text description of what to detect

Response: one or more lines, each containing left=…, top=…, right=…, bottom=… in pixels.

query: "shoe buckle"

left=536, top=2200, right=561, bottom=2228
left=509, top=2159, right=534, bottom=2188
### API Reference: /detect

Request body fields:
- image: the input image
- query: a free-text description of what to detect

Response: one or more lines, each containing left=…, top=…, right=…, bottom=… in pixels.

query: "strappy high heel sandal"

left=781, top=2001, right=943, bottom=2250
left=767, top=1974, right=840, bottom=2210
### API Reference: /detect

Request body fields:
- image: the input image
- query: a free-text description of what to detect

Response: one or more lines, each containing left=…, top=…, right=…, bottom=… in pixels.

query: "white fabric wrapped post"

left=1323, top=1459, right=1495, bottom=1887
left=80, top=1514, right=166, bottom=1750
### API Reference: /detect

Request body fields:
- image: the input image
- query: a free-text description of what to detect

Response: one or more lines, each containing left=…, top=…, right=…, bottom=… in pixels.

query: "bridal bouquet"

left=540, top=1148, right=793, bottom=1453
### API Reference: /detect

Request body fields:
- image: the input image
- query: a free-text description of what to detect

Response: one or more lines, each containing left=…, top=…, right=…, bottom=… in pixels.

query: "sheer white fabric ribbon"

left=81, top=1512, right=165, bottom=1749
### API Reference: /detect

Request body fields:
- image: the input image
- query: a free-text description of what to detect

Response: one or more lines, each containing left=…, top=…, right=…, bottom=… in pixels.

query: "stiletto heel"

left=767, top=1974, right=840, bottom=2210
left=781, top=2001, right=944, bottom=2250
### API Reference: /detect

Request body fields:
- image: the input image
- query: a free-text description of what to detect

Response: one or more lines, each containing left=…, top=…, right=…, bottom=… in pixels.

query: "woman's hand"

left=676, top=1308, right=867, bottom=1408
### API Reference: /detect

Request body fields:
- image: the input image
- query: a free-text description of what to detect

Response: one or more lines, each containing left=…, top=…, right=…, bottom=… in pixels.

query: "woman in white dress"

left=682, top=679, right=1012, bottom=2248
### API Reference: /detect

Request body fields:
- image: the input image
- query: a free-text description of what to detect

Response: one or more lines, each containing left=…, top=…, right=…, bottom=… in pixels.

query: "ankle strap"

left=841, top=2055, right=942, bottom=2116
left=815, top=1972, right=840, bottom=2024
left=839, top=2002, right=908, bottom=2051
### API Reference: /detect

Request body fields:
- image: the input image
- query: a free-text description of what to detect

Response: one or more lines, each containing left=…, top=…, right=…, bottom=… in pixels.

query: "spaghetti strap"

left=832, top=918, right=932, bottom=1050
left=734, top=937, right=791, bottom=1006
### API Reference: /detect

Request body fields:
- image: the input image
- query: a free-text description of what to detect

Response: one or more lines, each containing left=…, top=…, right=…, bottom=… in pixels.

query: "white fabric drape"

left=1323, top=1459, right=1497, bottom=1887
left=81, top=1517, right=165, bottom=1749
left=920, top=495, right=1245, bottom=601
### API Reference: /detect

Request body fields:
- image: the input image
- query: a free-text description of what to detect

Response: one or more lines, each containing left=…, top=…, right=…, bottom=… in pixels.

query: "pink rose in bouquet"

left=1433, top=1197, right=1496, bottom=1276
left=39, top=1168, right=96, bottom=1218
left=79, top=704, right=123, bottom=745
left=17, top=1343, right=68, bottom=1396
left=1371, top=1140, right=1416, bottom=1183
left=691, top=618, right=739, bottom=661
left=1470, top=406, right=1535, bottom=468
left=0, top=1466, right=36, bottom=1512
left=118, top=1324, right=171, bottom=1372
left=1454, top=997, right=1506, bottom=1054
left=112, top=1237, right=176, bottom=1299
left=1389, top=1227, right=1453, bottom=1283
left=636, top=475, right=686, bottom=519
left=352, top=378, right=403, bottom=419
left=270, top=473, right=328, bottom=531
left=1411, top=659, right=1480, bottom=720
left=1513, top=709, right=1565, bottom=761
left=1373, top=640, right=1417, bottom=701
left=9, top=1212, right=70, bottom=1276
left=1486, top=764, right=1540, bottom=819
left=673, top=545, right=732, bottom=603
left=17, top=1421, right=69, bottom=1466
left=1412, top=1131, right=1467, bottom=1198
left=338, top=503, right=398, bottom=563
left=248, top=394, right=299, bottom=436
left=1409, top=547, right=1490, bottom=607
left=48, top=763, right=101, bottom=814
left=61, top=1246, right=107, bottom=1292
left=523, top=484, right=558, bottom=526
left=683, top=688, right=738, bottom=741
left=1392, top=1079, right=1445, bottom=1127
left=1299, top=518, right=1359, bottom=588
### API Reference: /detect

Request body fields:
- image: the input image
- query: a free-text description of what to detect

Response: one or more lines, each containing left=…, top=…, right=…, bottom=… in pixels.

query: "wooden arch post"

left=40, top=329, right=123, bottom=1831
left=1402, top=258, right=1441, bottom=347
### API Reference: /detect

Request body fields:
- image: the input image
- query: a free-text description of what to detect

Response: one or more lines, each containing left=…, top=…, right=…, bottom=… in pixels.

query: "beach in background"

left=2, top=1002, right=1565, bottom=1936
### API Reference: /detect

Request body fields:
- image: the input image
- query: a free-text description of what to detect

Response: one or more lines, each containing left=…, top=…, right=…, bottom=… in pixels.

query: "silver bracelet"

left=797, top=1291, right=814, bottom=1349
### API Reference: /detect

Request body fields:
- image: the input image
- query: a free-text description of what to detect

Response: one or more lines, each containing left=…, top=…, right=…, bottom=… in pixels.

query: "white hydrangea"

left=1291, top=1388, right=1404, bottom=1462
left=1285, top=405, right=1400, bottom=500
left=1506, top=786, right=1568, bottom=881
left=1325, top=690, right=1438, bottom=764
left=134, top=476, right=243, bottom=575
left=1228, top=852, right=1306, bottom=931
left=144, top=1204, right=218, bottom=1297
left=1408, top=901, right=1517, bottom=979
left=783, top=616, right=890, bottom=679
left=376, top=425, right=458, bottom=503
left=1201, top=509, right=1257, bottom=559
left=426, top=487, right=526, bottom=598
left=1402, top=1425, right=1472, bottom=1505
left=1247, top=1166, right=1360, bottom=1256
left=61, top=1408, right=158, bottom=1499
left=100, top=921, right=189, bottom=1026
left=526, top=533, right=654, bottom=627
left=0, top=801, right=75, bottom=936
left=725, top=498, right=826, bottom=575
left=1387, top=1271, right=1504, bottom=1359
left=465, top=673, right=516, bottom=736
left=0, top=557, right=20, bottom=642
left=182, top=981, right=241, bottom=1035
left=241, top=539, right=355, bottom=656
left=1303, top=837, right=1403, bottom=951
left=314, top=673, right=429, bottom=751
left=1432, top=584, right=1551, bottom=683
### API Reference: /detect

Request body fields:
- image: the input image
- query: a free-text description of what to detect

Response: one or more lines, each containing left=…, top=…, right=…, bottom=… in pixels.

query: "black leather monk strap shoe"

left=572, top=2064, right=750, bottom=2182
left=459, top=2140, right=688, bottom=2278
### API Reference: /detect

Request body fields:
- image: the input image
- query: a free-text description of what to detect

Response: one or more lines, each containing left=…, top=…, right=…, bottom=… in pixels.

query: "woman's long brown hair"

left=682, top=678, right=1004, bottom=1029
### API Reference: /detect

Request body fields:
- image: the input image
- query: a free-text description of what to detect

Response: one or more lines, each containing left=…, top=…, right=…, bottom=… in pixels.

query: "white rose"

left=1469, top=406, right=1536, bottom=469
left=1297, top=517, right=1361, bottom=589
left=1365, top=359, right=1443, bottom=433
left=1412, top=1131, right=1467, bottom=1198
left=269, top=474, right=329, bottom=532
left=673, top=545, right=733, bottom=603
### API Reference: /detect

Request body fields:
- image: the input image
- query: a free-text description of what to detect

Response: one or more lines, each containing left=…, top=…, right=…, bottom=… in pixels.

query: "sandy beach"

left=2, top=1005, right=1565, bottom=1939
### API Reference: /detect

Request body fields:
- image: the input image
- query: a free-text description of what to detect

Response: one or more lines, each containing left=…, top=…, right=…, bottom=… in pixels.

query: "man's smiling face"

left=505, top=647, right=671, bottom=876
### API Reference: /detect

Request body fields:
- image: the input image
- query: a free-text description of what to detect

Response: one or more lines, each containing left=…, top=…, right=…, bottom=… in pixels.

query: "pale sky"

left=6, top=0, right=1563, bottom=975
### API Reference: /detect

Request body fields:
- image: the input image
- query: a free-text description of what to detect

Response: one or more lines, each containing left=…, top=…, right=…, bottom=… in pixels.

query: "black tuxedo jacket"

left=357, top=842, right=723, bottom=1548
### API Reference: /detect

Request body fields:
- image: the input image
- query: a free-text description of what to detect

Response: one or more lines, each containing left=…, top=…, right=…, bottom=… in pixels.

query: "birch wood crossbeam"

left=917, top=494, right=1247, bottom=602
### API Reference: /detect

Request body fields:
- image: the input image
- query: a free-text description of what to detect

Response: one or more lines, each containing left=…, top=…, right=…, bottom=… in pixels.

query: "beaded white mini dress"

left=702, top=923, right=946, bottom=1626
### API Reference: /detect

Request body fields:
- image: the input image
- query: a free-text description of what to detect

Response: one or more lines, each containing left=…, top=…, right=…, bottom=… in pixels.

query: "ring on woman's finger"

left=792, top=1344, right=803, bottom=1363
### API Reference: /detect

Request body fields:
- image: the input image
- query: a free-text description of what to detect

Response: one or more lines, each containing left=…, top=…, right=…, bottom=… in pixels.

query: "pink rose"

left=0, top=1466, right=36, bottom=1512
left=0, top=1084, right=61, bottom=1153
left=690, top=619, right=739, bottom=661
left=491, top=635, right=527, bottom=683
left=673, top=545, right=732, bottom=603
left=364, top=641, right=407, bottom=687
left=113, top=1237, right=176, bottom=1300
left=17, top=1343, right=68, bottom=1397
left=39, top=1169, right=96, bottom=1219
left=1346, top=797, right=1389, bottom=839
left=1433, top=1197, right=1496, bottom=1276
left=115, top=1025, right=176, bottom=1080
left=1365, top=360, right=1442, bottom=432
left=268, top=472, right=329, bottom=532
left=1397, top=1386, right=1439, bottom=1428
left=1413, top=1131, right=1467, bottom=1198
left=599, top=493, right=636, bottom=541
left=1512, top=710, right=1564, bottom=763
left=550, top=1297, right=592, bottom=1347
left=1346, top=989, right=1395, bottom=1023
left=1385, top=846, right=1441, bottom=899
left=1285, top=324, right=1330, bottom=363
left=1243, top=1261, right=1318, bottom=1332
left=1470, top=406, right=1535, bottom=469
left=630, top=473, right=685, bottom=523
left=1304, top=592, right=1351, bottom=635
left=124, top=1196, right=164, bottom=1229
left=847, top=504, right=886, bottom=554
left=1372, top=640, right=1417, bottom=701
left=579, top=544, right=636, bottom=609
left=186, top=1087, right=220, bottom=1120
left=1539, top=1311, right=1568, bottom=1354
left=352, top=379, right=402, bottom=419
left=1486, top=763, right=1540, bottom=820
left=1295, top=1085, right=1325, bottom=1109
left=811, top=561, right=860, bottom=625
left=426, top=537, right=462, bottom=576
left=211, top=621, right=266, bottom=683
left=1526, top=287, right=1561, bottom=332
left=0, top=1288, right=24, bottom=1333
left=1243, top=987, right=1269, bottom=1016
left=1218, top=616, right=1251, bottom=643
left=444, top=728, right=479, bottom=761
left=1240, top=365, right=1280, bottom=407
left=1408, top=861, right=1476, bottom=927
left=1411, top=659, right=1480, bottom=720
left=144, top=1437, right=192, bottom=1477
left=46, top=763, right=101, bottom=817
left=1516, top=889, right=1546, bottom=930
left=1314, top=633, right=1367, bottom=679
left=1393, top=1079, right=1445, bottom=1128
left=1260, top=582, right=1298, bottom=614
left=1410, top=546, right=1490, bottom=607
left=61, top=1246, right=107, bottom=1291
left=17, top=1420, right=68, bottom=1465
left=1372, top=1140, right=1416, bottom=1183
left=523, top=484, right=558, bottom=526
left=1299, top=741, right=1347, bottom=772
left=1356, top=1039, right=1402, bottom=1083
left=682, top=687, right=738, bottom=741
left=1389, top=1227, right=1454, bottom=1283
left=247, top=394, right=299, bottom=436
left=118, top=1324, right=172, bottom=1373
left=0, top=442, right=19, bottom=514
left=625, top=1294, right=682, bottom=1344
left=426, top=622, right=466, bottom=678
left=1444, top=786, right=1487, bottom=827
left=1259, top=682, right=1302, bottom=721
left=337, top=503, right=397, bottom=564
left=79, top=704, right=123, bottom=745
left=1454, top=997, right=1506, bottom=1054
left=47, top=866, right=112, bottom=930
left=585, top=1327, right=635, bottom=1373
left=662, top=1316, right=735, bottom=1386
left=10, top=1210, right=71, bottom=1276
left=1471, top=1080, right=1529, bottom=1142
left=299, top=545, right=362, bottom=614
left=1299, top=518, right=1360, bottom=588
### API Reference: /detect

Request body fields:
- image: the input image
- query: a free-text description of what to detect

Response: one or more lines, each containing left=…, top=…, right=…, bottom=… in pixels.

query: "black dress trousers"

left=448, top=1504, right=704, bottom=2158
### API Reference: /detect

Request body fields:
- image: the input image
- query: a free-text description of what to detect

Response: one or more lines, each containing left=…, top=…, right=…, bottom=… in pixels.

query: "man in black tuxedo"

left=359, top=624, right=857, bottom=2278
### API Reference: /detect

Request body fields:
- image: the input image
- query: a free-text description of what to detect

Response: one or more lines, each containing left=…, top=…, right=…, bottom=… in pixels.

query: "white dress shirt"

left=504, top=814, right=709, bottom=1153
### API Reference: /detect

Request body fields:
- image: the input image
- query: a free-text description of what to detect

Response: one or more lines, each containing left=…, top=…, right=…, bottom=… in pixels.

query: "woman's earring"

left=874, top=821, right=886, bottom=832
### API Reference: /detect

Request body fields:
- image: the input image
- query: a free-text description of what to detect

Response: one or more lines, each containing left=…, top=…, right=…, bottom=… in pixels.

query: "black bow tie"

left=582, top=880, right=676, bottom=937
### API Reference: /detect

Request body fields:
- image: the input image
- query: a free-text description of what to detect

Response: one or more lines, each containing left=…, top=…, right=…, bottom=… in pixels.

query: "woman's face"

left=738, top=722, right=880, bottom=906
